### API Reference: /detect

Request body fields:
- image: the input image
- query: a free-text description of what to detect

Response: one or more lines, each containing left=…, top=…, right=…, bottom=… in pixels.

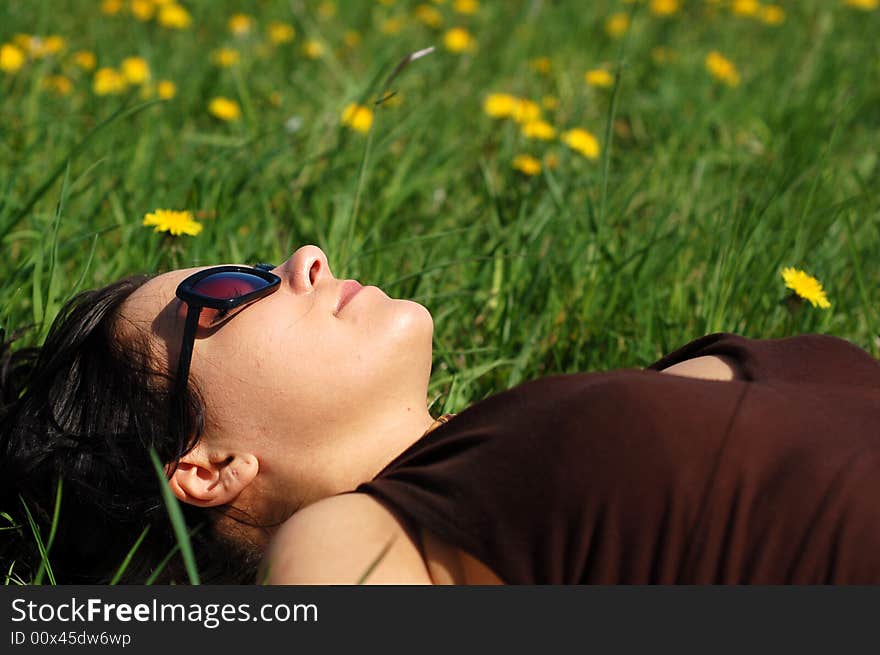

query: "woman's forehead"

left=131, top=268, right=195, bottom=310
left=119, top=267, right=205, bottom=339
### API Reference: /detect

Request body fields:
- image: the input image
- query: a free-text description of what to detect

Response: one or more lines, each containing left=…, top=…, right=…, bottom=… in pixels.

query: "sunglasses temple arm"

left=173, top=304, right=202, bottom=398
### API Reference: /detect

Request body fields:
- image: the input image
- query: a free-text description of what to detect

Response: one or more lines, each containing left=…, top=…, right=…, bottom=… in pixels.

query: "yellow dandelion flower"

left=228, top=13, right=254, bottom=35
left=544, top=152, right=560, bottom=169
left=35, top=35, right=66, bottom=58
left=0, top=44, right=26, bottom=73
left=562, top=128, right=600, bottom=160
left=211, top=48, right=240, bottom=67
left=158, top=4, right=192, bottom=29
left=268, top=21, right=296, bottom=44
left=72, top=50, right=96, bottom=71
left=415, top=4, right=444, bottom=28
left=25, top=35, right=66, bottom=59
left=344, top=30, right=362, bottom=47
left=130, top=0, right=155, bottom=21
left=443, top=27, right=476, bottom=53
left=605, top=12, right=630, bottom=38
left=650, top=0, right=680, bottom=16
left=42, top=75, right=73, bottom=95
left=530, top=56, right=552, bottom=74
left=269, top=91, right=282, bottom=107
left=541, top=95, right=558, bottom=110
left=302, top=39, right=324, bottom=59
left=483, top=93, right=519, bottom=118
left=521, top=120, right=556, bottom=140
left=143, top=209, right=203, bottom=237
left=705, top=51, right=740, bottom=86
left=92, top=67, right=128, bottom=95
left=157, top=79, right=176, bottom=99
left=381, top=17, right=406, bottom=35
left=12, top=34, right=34, bottom=52
left=731, top=0, right=759, bottom=16
left=844, top=0, right=877, bottom=8
left=341, top=103, right=374, bottom=133
left=454, top=0, right=479, bottom=14
left=47, top=36, right=66, bottom=53
left=318, top=1, right=337, bottom=18
left=781, top=267, right=831, bottom=309
left=512, top=154, right=542, bottom=176
left=759, top=5, right=785, bottom=23
left=101, top=0, right=124, bottom=15
left=121, top=56, right=150, bottom=84
left=585, top=68, right=614, bottom=88
left=209, top=97, right=241, bottom=121
left=511, top=98, right=541, bottom=124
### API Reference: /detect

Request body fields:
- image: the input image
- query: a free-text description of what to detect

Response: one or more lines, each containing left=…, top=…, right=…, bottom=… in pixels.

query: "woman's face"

left=118, top=245, right=434, bottom=501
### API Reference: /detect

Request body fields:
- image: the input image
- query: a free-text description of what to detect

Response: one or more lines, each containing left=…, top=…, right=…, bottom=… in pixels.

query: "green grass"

left=1, top=0, right=879, bottom=582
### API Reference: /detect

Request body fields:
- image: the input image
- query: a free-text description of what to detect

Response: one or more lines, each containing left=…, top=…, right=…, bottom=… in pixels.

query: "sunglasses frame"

left=173, top=263, right=280, bottom=396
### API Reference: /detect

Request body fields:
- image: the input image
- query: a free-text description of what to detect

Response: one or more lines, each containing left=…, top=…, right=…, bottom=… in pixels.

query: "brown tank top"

left=355, top=332, right=880, bottom=583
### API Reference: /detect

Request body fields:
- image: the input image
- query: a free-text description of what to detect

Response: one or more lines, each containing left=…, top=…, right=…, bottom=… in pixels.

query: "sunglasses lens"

left=189, top=271, right=274, bottom=328
left=191, top=271, right=272, bottom=299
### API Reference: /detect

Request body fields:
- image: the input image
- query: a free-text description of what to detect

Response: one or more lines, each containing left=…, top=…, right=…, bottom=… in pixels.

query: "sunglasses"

left=173, top=263, right=281, bottom=396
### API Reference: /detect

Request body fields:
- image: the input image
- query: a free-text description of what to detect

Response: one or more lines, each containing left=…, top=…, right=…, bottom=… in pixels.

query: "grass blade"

left=18, top=495, right=56, bottom=585
left=144, top=544, right=180, bottom=586
left=0, top=510, right=18, bottom=531
left=355, top=536, right=396, bottom=585
left=39, top=164, right=70, bottom=341
left=5, top=561, right=27, bottom=586
left=144, top=523, right=203, bottom=585
left=109, top=525, right=150, bottom=585
left=148, top=448, right=200, bottom=585
left=34, top=476, right=63, bottom=585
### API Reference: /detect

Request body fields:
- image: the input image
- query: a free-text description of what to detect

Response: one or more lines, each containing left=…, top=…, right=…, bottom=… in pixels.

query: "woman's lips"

left=335, top=280, right=363, bottom=314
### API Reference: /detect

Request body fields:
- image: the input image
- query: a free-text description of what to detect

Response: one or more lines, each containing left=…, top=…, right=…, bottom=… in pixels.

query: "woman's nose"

left=283, top=245, right=334, bottom=294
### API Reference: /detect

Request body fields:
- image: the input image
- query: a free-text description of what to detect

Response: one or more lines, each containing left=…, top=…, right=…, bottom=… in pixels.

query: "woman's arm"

left=259, top=493, right=434, bottom=584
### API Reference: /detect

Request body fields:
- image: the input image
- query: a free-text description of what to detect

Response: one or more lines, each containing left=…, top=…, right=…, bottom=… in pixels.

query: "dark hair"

left=0, top=276, right=262, bottom=584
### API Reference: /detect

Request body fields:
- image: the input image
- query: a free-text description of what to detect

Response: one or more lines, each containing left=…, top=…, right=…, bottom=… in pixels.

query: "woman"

left=2, top=246, right=879, bottom=584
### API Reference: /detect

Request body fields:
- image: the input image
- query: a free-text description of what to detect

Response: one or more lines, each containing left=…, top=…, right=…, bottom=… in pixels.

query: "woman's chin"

left=385, top=299, right=434, bottom=363
left=398, top=298, right=434, bottom=336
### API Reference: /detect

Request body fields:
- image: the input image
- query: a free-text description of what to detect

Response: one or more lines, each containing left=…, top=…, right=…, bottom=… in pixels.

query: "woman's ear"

left=167, top=443, right=259, bottom=507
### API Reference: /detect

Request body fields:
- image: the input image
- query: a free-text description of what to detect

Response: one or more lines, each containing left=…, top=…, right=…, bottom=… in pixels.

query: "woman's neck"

left=221, top=405, right=441, bottom=554
left=344, top=404, right=438, bottom=490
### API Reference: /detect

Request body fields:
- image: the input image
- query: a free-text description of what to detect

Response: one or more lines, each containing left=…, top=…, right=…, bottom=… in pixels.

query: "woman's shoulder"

left=646, top=331, right=880, bottom=386
left=260, top=492, right=433, bottom=585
